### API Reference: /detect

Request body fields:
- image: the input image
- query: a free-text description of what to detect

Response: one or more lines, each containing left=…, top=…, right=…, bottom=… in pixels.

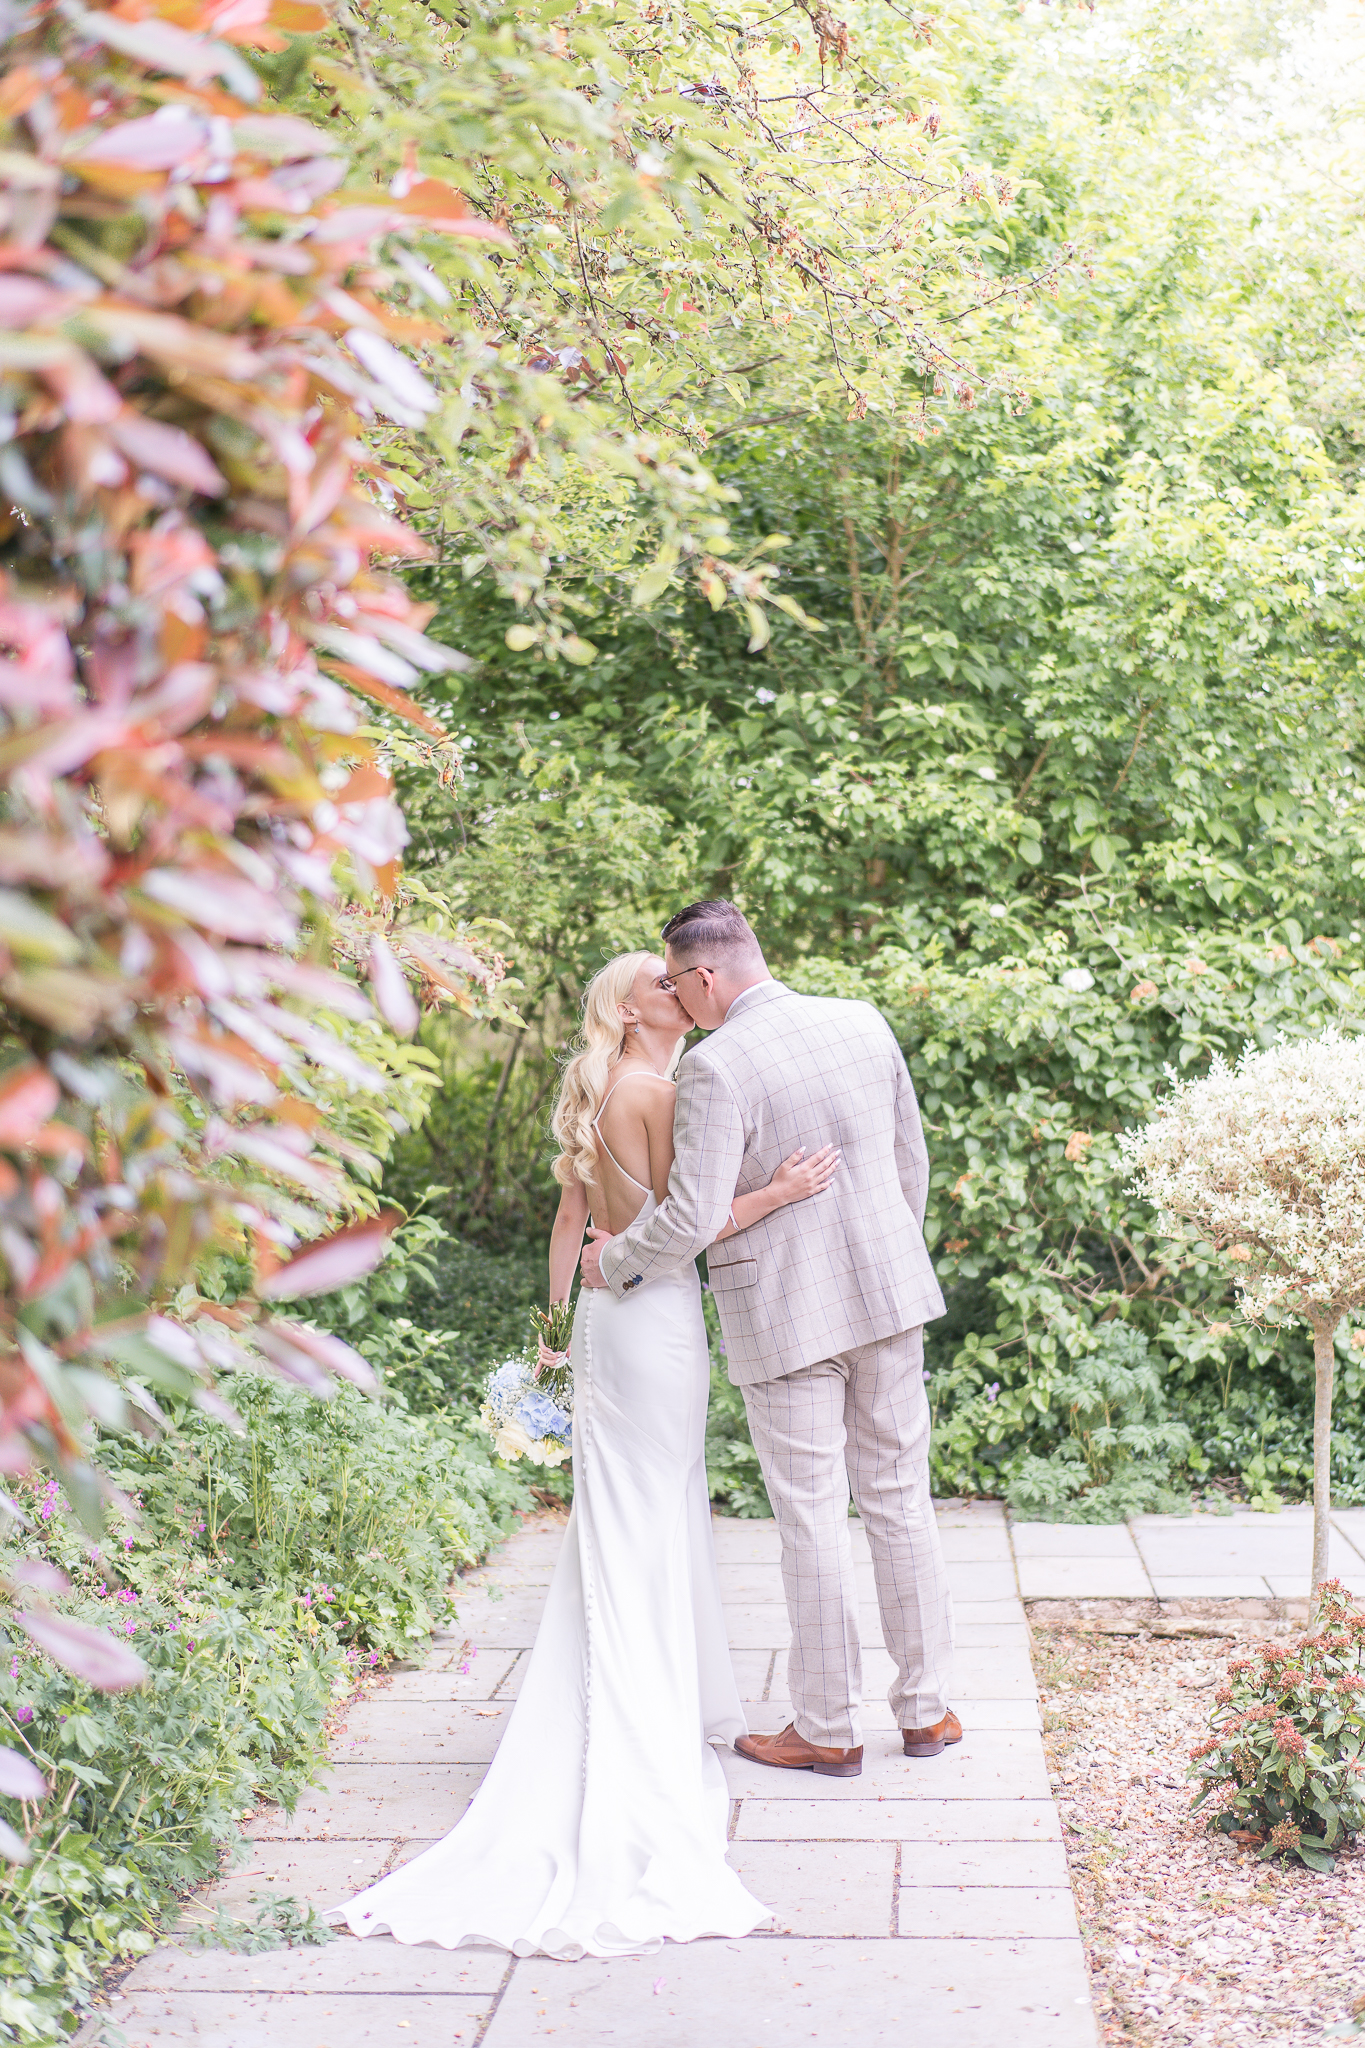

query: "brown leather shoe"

left=902, top=1710, right=962, bottom=1759
left=735, top=1724, right=863, bottom=1779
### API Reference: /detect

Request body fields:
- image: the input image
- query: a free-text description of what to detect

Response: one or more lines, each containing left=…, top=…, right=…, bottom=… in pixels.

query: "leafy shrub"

left=0, top=1535, right=346, bottom=2043
left=106, top=1377, right=527, bottom=1663
left=1003, top=1325, right=1193, bottom=1522
left=316, top=1212, right=546, bottom=1416
left=1189, top=1581, right=1365, bottom=1874
left=705, top=1369, right=773, bottom=1520
left=928, top=1313, right=1193, bottom=1520
left=0, top=1375, right=528, bottom=2042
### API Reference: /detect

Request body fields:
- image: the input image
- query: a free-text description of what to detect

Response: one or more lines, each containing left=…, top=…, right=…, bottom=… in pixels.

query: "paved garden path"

left=85, top=1499, right=1365, bottom=2046
left=1012, top=1501, right=1365, bottom=1606
left=88, top=1502, right=1092, bottom=2047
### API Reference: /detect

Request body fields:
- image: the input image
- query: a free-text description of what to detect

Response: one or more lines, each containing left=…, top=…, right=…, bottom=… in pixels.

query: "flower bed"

left=1035, top=1620, right=1365, bottom=2044
left=0, top=1383, right=528, bottom=2044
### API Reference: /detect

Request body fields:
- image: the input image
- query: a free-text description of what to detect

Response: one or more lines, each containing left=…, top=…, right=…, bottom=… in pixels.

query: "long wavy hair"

left=551, top=952, right=658, bottom=1189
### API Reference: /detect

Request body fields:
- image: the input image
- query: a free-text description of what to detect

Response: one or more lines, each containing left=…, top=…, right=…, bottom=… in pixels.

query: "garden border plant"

left=1189, top=1579, right=1365, bottom=1875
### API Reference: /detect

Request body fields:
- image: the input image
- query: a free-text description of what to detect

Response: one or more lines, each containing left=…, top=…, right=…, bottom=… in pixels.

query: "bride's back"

left=589, top=1066, right=674, bottom=1233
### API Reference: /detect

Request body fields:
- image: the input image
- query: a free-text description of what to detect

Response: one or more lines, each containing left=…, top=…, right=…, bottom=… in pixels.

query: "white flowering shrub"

left=1122, top=1030, right=1365, bottom=1596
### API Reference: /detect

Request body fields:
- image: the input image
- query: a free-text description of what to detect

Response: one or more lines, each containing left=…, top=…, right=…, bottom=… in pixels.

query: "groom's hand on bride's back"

left=580, top=1226, right=617, bottom=1290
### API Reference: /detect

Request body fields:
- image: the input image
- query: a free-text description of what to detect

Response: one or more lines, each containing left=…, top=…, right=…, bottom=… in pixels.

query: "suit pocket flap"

left=708, top=1258, right=757, bottom=1290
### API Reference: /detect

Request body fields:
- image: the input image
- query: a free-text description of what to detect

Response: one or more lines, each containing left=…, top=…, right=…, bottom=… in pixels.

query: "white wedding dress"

left=334, top=1181, right=770, bottom=1958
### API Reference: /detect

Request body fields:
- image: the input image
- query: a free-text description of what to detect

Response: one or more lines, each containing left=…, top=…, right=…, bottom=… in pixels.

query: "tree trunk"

left=1311, top=1315, right=1338, bottom=1605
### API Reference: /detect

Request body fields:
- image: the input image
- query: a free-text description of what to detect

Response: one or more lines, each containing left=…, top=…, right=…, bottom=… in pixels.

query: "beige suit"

left=600, top=980, right=953, bottom=1746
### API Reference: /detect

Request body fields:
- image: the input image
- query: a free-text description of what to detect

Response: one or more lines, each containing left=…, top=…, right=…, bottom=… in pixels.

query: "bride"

left=334, top=950, right=838, bottom=1959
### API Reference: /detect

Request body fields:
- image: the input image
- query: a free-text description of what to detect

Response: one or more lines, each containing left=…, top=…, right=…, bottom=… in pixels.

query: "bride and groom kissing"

left=335, top=898, right=956, bottom=1959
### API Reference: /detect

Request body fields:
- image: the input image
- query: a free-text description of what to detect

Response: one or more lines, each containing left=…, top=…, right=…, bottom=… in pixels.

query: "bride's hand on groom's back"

left=769, top=1144, right=841, bottom=1208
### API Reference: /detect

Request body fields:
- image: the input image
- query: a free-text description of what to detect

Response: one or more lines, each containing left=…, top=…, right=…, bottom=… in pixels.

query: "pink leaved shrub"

left=1188, top=1580, right=1365, bottom=1873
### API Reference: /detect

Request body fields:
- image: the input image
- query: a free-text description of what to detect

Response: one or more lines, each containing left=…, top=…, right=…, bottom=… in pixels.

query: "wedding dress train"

left=334, top=1193, right=770, bottom=1959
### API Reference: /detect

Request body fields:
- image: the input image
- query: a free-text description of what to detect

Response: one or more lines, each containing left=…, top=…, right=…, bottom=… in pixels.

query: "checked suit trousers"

left=741, top=1326, right=954, bottom=1749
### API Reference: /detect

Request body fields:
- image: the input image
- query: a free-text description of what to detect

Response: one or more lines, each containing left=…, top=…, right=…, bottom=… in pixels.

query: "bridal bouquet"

left=481, top=1357, right=573, bottom=1469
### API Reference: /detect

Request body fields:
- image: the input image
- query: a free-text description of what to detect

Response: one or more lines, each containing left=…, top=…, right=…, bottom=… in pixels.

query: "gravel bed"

left=1033, top=1619, right=1365, bottom=2045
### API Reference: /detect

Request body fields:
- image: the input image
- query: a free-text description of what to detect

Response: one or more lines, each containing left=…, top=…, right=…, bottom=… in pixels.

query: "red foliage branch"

left=0, top=0, right=503, bottom=1543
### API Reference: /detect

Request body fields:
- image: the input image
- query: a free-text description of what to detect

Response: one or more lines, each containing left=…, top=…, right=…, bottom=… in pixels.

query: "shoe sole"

left=735, top=1748, right=862, bottom=1778
left=902, top=1734, right=963, bottom=1759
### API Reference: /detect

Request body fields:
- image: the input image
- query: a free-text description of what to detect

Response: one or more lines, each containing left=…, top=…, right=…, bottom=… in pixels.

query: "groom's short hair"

left=661, top=899, right=764, bottom=969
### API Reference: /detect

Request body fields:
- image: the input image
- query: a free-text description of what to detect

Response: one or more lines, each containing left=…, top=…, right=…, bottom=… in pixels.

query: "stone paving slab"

left=719, top=1731, right=1051, bottom=1801
left=1009, top=1501, right=1365, bottom=1602
left=175, top=1842, right=391, bottom=1923
left=245, top=1766, right=482, bottom=1839
left=335, top=1701, right=511, bottom=1764
left=732, top=1800, right=1063, bottom=1842
left=726, top=1841, right=898, bottom=1936
left=125, top=1940, right=507, bottom=1996
left=1268, top=1568, right=1365, bottom=1597
left=381, top=1649, right=521, bottom=1701
left=900, top=1887, right=1080, bottom=1939
left=900, top=1840, right=1071, bottom=1887
left=1010, top=1522, right=1143, bottom=1558
left=479, top=1936, right=1095, bottom=2047
left=1015, top=1556, right=1154, bottom=1601
left=94, top=1991, right=491, bottom=2044
left=1148, top=1574, right=1271, bottom=1601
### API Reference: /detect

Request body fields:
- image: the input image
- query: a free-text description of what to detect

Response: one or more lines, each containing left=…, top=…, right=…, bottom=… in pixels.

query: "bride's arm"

left=548, top=1179, right=590, bottom=1303
left=713, top=1144, right=841, bottom=1241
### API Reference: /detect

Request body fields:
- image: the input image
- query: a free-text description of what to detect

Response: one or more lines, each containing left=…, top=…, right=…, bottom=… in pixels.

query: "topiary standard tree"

left=1121, top=1030, right=1365, bottom=1602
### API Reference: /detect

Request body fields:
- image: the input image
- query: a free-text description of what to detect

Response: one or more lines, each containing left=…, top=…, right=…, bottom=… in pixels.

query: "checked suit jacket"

left=597, top=979, right=945, bottom=1385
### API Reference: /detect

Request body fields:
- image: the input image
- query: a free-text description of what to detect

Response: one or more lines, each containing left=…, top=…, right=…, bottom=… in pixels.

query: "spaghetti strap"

left=592, top=1068, right=673, bottom=1197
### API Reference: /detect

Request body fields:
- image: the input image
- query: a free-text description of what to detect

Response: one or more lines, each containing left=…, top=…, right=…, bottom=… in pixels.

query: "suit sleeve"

left=598, top=1053, right=744, bottom=1298
left=888, top=1027, right=931, bottom=1230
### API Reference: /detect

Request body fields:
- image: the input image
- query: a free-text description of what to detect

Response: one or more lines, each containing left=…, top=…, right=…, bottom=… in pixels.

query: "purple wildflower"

left=14, top=1707, right=31, bottom=1726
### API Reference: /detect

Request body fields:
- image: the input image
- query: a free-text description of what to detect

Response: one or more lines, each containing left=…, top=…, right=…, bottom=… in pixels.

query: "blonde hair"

left=551, top=952, right=658, bottom=1189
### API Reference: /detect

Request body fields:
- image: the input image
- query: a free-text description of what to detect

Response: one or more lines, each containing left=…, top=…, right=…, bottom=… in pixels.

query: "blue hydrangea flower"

left=516, top=1391, right=572, bottom=1441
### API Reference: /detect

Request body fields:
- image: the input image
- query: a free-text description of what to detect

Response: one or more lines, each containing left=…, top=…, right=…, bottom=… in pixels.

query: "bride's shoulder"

left=603, top=1066, right=676, bottom=1106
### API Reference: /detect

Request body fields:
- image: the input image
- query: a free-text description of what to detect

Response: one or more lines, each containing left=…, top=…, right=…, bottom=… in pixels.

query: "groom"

left=579, top=899, right=956, bottom=1778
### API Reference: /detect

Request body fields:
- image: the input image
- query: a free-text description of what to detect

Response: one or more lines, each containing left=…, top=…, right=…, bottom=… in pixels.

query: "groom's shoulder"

left=722, top=985, right=893, bottom=1052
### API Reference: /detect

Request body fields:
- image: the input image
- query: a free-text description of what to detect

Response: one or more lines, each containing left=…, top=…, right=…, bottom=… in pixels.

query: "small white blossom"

left=1060, top=967, right=1095, bottom=993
